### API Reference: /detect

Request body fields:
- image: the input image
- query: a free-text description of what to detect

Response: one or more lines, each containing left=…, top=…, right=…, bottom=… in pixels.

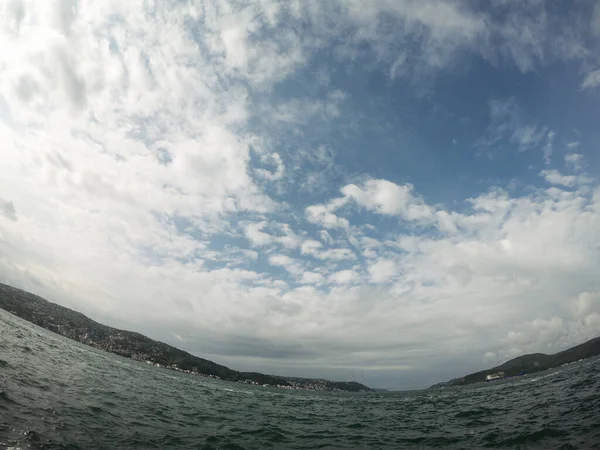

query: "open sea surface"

left=1, top=309, right=600, bottom=449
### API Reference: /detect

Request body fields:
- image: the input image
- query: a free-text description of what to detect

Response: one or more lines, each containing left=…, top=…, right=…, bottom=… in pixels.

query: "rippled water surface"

left=1, top=310, right=600, bottom=449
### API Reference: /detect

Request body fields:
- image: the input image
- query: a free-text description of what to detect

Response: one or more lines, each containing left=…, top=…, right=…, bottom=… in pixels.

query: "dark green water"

left=1, top=310, right=599, bottom=450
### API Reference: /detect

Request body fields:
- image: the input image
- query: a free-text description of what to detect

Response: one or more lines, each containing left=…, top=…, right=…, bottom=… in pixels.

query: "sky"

left=1, top=0, right=600, bottom=389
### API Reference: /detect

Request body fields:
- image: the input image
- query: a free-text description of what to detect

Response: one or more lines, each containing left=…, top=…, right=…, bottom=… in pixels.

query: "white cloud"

left=512, top=125, right=547, bottom=150
left=368, top=258, right=397, bottom=284
left=543, top=130, right=555, bottom=164
left=581, top=68, right=600, bottom=90
left=342, top=179, right=434, bottom=220
left=314, top=248, right=357, bottom=261
left=300, top=239, right=355, bottom=261
left=572, top=292, right=600, bottom=320
left=319, top=230, right=334, bottom=245
left=300, top=239, right=323, bottom=256
left=503, top=317, right=567, bottom=356
left=245, top=222, right=301, bottom=249
left=305, top=201, right=350, bottom=230
left=306, top=179, right=435, bottom=228
left=565, top=153, right=584, bottom=171
left=500, top=292, right=600, bottom=358
left=299, top=272, right=324, bottom=285
left=360, top=237, right=381, bottom=259
left=255, top=152, right=285, bottom=181
left=339, top=0, right=592, bottom=79
left=242, top=249, right=258, bottom=261
left=329, top=270, right=360, bottom=285
left=244, top=221, right=272, bottom=246
left=268, top=254, right=304, bottom=277
left=540, top=170, right=580, bottom=188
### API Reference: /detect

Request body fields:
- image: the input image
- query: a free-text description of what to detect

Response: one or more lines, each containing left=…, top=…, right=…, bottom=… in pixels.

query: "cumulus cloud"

left=305, top=200, right=350, bottom=230
left=368, top=258, right=397, bottom=284
left=300, top=239, right=323, bottom=256
left=499, top=292, right=600, bottom=359
left=299, top=272, right=324, bottom=285
left=540, top=169, right=590, bottom=188
left=268, top=254, right=304, bottom=277
left=305, top=179, right=435, bottom=231
left=572, top=292, right=600, bottom=320
left=244, top=221, right=301, bottom=249
left=329, top=270, right=360, bottom=285
left=342, top=179, right=434, bottom=221
left=540, top=170, right=578, bottom=187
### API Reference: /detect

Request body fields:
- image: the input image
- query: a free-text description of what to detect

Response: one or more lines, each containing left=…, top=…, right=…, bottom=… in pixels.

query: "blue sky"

left=1, top=0, right=600, bottom=389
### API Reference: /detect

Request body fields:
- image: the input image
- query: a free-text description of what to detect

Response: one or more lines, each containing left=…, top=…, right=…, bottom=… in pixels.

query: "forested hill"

left=431, top=336, right=600, bottom=388
left=0, top=283, right=372, bottom=392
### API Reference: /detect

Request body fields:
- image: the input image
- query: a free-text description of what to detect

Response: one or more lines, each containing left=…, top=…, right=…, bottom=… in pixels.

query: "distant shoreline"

left=430, top=337, right=600, bottom=389
left=0, top=283, right=373, bottom=393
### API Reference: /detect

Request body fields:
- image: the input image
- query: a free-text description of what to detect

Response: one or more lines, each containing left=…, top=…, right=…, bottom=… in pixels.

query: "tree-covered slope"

left=432, top=337, right=600, bottom=387
left=0, top=283, right=372, bottom=392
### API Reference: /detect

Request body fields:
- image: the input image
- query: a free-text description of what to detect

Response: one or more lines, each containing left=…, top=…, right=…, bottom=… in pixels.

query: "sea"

left=1, top=310, right=599, bottom=450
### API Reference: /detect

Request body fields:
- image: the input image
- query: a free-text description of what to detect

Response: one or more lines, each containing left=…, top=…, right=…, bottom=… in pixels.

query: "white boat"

left=485, top=371, right=505, bottom=381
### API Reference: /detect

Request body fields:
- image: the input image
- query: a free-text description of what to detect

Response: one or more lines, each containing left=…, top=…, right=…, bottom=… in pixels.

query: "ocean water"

left=1, top=310, right=600, bottom=450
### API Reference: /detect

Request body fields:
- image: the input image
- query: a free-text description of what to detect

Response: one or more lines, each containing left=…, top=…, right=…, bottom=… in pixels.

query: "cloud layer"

left=1, top=0, right=600, bottom=388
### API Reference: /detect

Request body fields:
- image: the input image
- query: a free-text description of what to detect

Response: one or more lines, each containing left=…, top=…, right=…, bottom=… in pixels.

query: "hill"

left=0, top=283, right=372, bottom=392
left=431, top=336, right=600, bottom=388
